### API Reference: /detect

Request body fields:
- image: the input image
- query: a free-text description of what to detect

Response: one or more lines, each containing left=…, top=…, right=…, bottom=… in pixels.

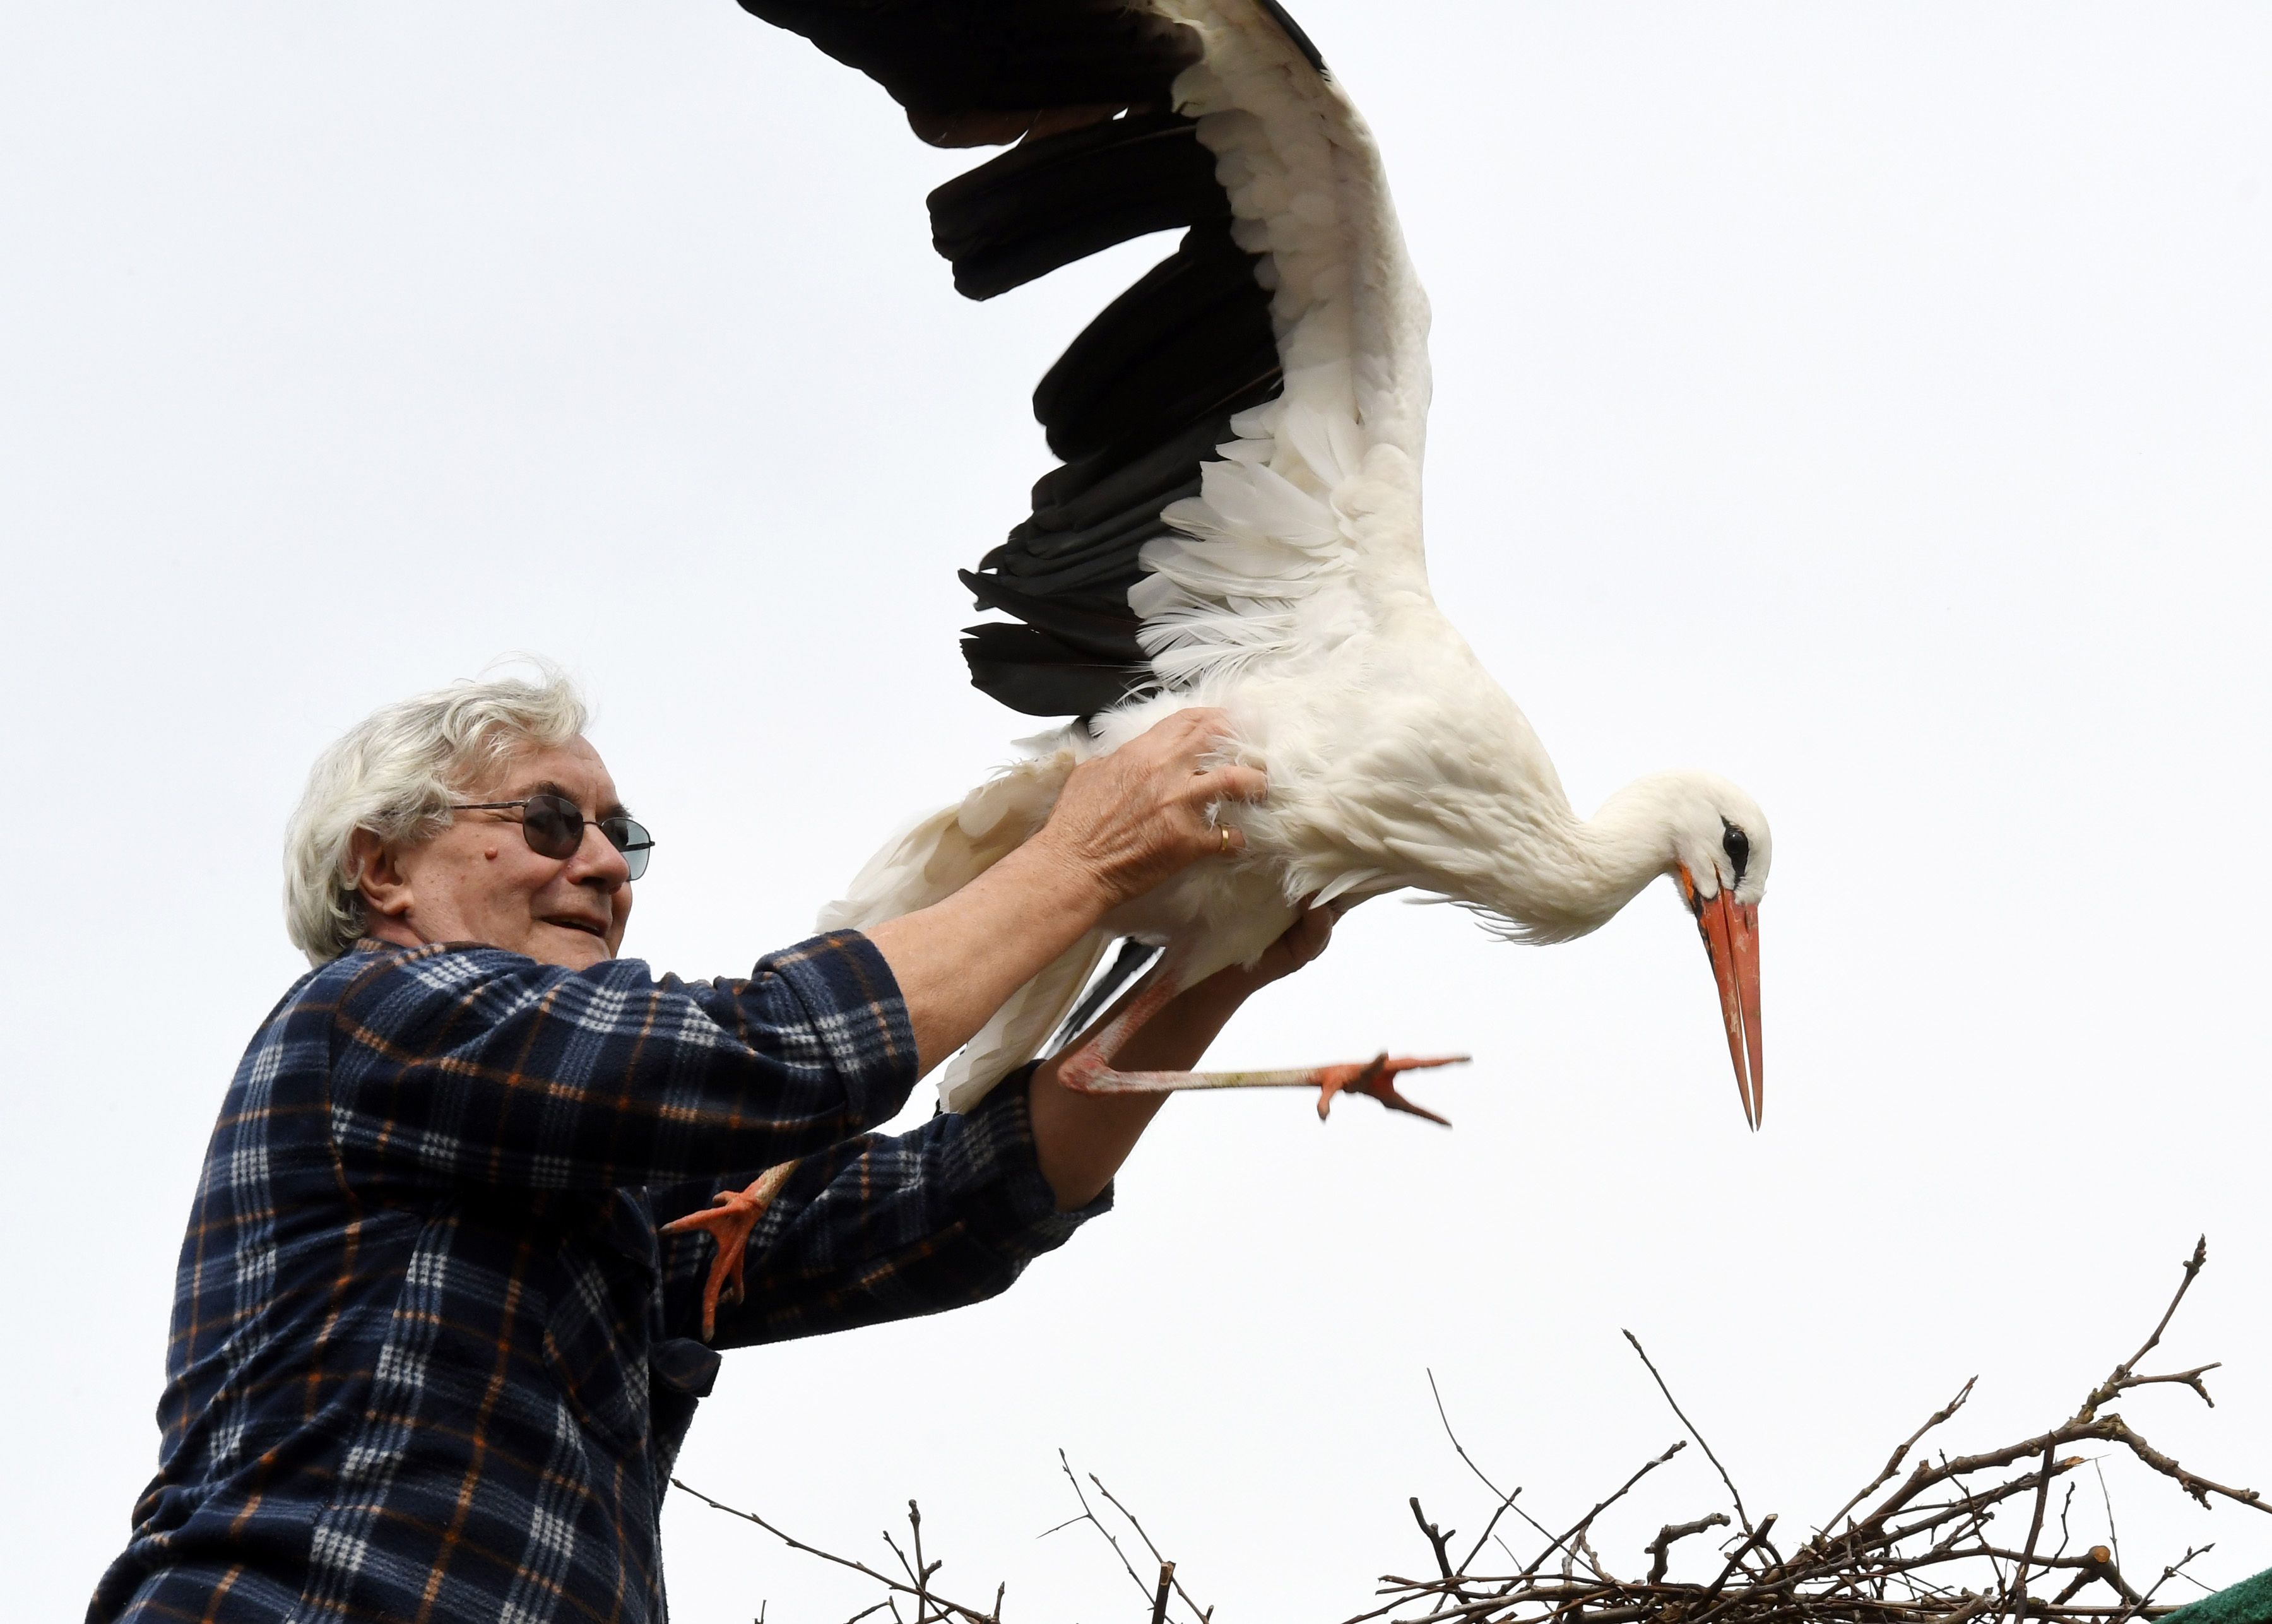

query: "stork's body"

left=772, top=0, right=1773, bottom=1115
left=670, top=0, right=1775, bottom=1324
left=824, top=638, right=1765, bottom=1122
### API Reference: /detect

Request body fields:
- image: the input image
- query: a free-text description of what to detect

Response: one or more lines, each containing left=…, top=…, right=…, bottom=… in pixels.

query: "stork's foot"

left=1059, top=1053, right=1467, bottom=1127
left=660, top=1161, right=797, bottom=1341
left=1313, top=1053, right=1465, bottom=1125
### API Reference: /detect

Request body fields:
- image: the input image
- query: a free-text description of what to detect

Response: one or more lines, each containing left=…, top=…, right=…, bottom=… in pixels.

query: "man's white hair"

left=284, top=665, right=590, bottom=964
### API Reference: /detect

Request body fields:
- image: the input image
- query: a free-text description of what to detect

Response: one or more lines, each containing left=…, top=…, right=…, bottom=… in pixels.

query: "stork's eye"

left=1721, top=820, right=1751, bottom=883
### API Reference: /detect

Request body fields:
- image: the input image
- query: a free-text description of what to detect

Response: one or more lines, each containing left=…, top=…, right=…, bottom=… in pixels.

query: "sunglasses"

left=450, top=793, right=654, bottom=881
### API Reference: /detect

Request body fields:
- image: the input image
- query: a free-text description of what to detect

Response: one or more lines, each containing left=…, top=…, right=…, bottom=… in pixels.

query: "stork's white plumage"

left=755, top=0, right=1775, bottom=1125
left=666, top=0, right=1773, bottom=1331
left=768, top=0, right=1770, bottom=1125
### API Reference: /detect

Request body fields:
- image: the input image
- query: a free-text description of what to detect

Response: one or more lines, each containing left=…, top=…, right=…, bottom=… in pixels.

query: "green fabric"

left=2165, top=1566, right=2272, bottom=1624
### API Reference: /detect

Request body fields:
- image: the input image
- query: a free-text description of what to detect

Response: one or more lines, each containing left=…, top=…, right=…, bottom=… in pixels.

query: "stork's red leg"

left=1064, top=1051, right=1465, bottom=1124
left=660, top=1160, right=797, bottom=1341
left=1053, top=941, right=1466, bottom=1125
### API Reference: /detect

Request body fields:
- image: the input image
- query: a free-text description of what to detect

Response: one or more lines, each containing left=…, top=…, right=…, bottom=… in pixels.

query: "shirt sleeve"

left=324, top=934, right=918, bottom=1193
left=651, top=1064, right=1109, bottom=1348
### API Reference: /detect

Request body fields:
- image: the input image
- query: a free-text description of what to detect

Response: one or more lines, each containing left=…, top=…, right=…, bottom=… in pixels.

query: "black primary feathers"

left=928, top=111, right=1224, bottom=300
left=738, top=0, right=1326, bottom=718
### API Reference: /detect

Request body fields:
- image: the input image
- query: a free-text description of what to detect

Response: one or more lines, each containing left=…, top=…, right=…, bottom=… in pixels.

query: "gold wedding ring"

left=1218, top=826, right=1234, bottom=856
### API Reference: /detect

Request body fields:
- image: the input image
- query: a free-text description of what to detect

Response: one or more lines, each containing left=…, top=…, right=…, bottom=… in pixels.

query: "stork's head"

left=1663, top=777, right=1770, bottom=1130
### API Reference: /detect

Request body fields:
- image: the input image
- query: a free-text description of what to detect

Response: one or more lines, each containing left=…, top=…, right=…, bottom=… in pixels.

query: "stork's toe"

left=660, top=1162, right=797, bottom=1341
left=1316, top=1053, right=1465, bottom=1125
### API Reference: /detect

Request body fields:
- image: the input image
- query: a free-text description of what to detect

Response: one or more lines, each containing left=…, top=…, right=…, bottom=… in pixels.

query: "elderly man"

left=92, top=670, right=1335, bottom=1623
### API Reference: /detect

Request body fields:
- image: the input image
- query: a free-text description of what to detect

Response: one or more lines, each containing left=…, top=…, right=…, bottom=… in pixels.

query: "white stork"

left=670, top=0, right=1771, bottom=1315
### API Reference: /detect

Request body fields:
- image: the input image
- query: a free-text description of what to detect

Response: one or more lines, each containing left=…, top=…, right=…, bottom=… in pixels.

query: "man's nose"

left=568, top=823, right=631, bottom=886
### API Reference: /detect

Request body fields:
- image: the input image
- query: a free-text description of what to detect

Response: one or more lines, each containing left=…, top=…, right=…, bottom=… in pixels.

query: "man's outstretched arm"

left=1026, top=903, right=1340, bottom=1209
left=653, top=909, right=1340, bottom=1347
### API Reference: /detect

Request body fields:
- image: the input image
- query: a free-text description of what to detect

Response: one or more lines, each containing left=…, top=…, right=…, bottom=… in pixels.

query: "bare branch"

left=1088, top=1471, right=1212, bottom=1623
left=1518, top=1442, right=1684, bottom=1580
left=1623, top=1331, right=1753, bottom=1534
left=1411, top=1497, right=1457, bottom=1581
left=2081, top=1239, right=2208, bottom=1423
left=670, top=1479, right=1002, bottom=1624
left=2009, top=1440, right=2060, bottom=1621
left=1431, top=1368, right=1556, bottom=1563
left=1044, top=1452, right=1152, bottom=1607
left=1645, top=1514, right=1731, bottom=1585
left=1818, top=1378, right=1978, bottom=1541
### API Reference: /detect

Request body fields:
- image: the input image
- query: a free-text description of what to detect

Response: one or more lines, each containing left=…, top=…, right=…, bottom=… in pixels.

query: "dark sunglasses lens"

left=602, top=817, right=653, bottom=881
left=520, top=794, right=585, bottom=860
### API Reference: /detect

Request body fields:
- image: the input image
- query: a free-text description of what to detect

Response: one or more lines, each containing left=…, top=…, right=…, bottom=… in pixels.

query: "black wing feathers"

left=1028, top=410, right=1242, bottom=525
left=1033, top=224, right=1278, bottom=462
left=735, top=1, right=1197, bottom=133
left=742, top=0, right=1325, bottom=718
left=980, top=497, right=1186, bottom=597
left=929, top=112, right=1224, bottom=300
left=960, top=623, right=1140, bottom=719
left=961, top=573, right=1146, bottom=662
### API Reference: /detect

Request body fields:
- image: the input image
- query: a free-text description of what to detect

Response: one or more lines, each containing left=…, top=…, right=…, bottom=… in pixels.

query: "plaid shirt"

left=93, top=933, right=1100, bottom=1624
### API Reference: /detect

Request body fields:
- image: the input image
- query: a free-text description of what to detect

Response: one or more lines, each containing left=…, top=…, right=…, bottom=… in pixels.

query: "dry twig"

left=670, top=1479, right=1003, bottom=1624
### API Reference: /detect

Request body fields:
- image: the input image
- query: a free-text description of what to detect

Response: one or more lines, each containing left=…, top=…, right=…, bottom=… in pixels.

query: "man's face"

left=364, top=735, right=635, bottom=970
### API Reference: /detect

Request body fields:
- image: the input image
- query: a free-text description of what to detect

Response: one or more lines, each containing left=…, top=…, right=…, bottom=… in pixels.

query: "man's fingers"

left=1184, top=764, right=1267, bottom=806
left=1201, top=824, right=1246, bottom=858
left=1220, top=764, right=1269, bottom=803
left=1138, top=706, right=1228, bottom=759
left=1147, top=708, right=1241, bottom=771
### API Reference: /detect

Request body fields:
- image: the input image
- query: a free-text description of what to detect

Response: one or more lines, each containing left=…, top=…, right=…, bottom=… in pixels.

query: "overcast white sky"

left=5, top=3, right=2269, bottom=1618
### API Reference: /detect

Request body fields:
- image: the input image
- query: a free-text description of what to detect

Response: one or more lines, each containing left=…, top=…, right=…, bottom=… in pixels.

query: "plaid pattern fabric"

left=93, top=933, right=1101, bottom=1624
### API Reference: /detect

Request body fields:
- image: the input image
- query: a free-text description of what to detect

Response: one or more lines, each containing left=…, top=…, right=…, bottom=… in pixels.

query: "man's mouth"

left=545, top=916, right=608, bottom=939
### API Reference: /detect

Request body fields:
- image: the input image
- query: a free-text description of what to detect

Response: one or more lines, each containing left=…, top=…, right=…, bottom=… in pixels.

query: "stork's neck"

left=1450, top=771, right=1704, bottom=942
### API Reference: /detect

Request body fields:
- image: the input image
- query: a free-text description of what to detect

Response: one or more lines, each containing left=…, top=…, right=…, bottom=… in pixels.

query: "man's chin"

left=531, top=922, right=613, bottom=969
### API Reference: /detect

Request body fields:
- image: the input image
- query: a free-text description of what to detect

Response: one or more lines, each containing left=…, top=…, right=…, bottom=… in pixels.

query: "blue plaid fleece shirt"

left=92, top=932, right=1101, bottom=1624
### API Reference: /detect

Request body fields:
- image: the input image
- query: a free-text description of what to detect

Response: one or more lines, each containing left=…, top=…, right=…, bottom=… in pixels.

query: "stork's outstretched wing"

left=740, top=0, right=1433, bottom=717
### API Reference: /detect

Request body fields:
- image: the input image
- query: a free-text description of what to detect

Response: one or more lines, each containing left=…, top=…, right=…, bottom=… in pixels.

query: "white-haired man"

left=92, top=670, right=1335, bottom=1624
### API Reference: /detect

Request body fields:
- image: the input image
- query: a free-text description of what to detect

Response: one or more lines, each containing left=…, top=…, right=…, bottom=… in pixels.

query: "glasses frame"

left=449, top=793, right=654, bottom=881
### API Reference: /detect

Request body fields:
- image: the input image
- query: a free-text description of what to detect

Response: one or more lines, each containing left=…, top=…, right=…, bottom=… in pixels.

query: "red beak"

left=1679, top=866, right=1764, bottom=1129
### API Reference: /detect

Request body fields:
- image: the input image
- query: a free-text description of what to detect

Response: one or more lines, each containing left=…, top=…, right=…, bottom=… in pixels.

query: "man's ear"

left=348, top=827, right=414, bottom=921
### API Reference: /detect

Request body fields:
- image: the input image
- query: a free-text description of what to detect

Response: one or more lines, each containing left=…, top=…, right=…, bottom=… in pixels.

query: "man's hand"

left=1026, top=708, right=1267, bottom=911
left=865, top=708, right=1265, bottom=1077
left=1220, top=898, right=1344, bottom=990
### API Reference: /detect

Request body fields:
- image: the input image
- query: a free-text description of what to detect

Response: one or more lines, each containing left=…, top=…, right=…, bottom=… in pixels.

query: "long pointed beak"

left=1679, top=866, right=1764, bottom=1130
